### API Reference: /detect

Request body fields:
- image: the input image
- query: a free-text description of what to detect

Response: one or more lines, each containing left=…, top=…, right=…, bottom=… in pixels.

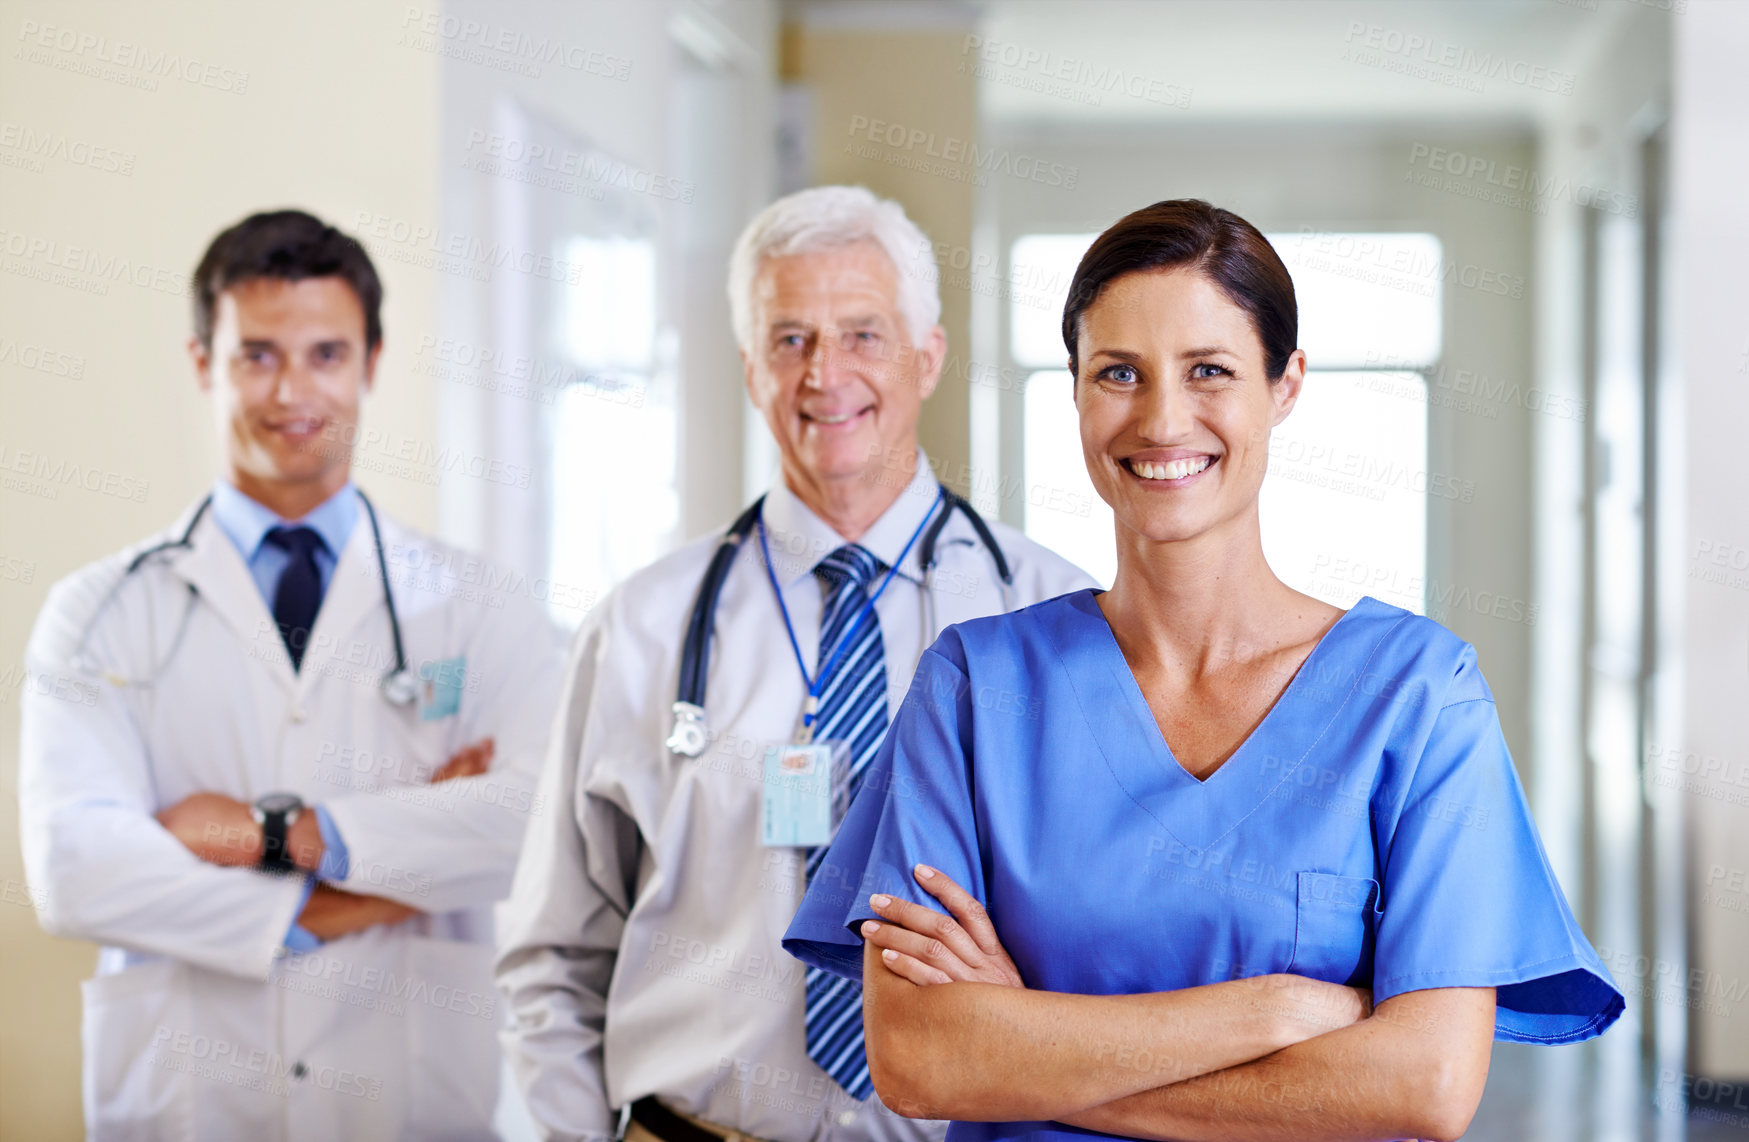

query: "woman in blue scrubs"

left=784, top=199, right=1622, bottom=1142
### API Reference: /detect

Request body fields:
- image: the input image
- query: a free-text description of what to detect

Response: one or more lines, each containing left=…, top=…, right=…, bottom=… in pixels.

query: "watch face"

left=256, top=792, right=304, bottom=816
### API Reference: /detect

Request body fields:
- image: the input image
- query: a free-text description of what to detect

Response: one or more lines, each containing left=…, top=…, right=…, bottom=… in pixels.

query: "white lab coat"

left=20, top=494, right=566, bottom=1141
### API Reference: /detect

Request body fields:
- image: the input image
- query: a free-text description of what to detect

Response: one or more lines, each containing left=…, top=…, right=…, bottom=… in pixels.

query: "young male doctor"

left=495, top=186, right=1095, bottom=1142
left=19, top=209, right=564, bottom=1140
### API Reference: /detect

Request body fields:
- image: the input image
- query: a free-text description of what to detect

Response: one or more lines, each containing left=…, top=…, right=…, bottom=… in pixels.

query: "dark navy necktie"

left=802, top=544, right=888, bottom=1101
left=265, top=526, right=325, bottom=671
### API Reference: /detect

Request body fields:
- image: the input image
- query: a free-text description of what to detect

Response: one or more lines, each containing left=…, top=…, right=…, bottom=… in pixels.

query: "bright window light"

left=547, top=237, right=675, bottom=628
left=560, top=236, right=657, bottom=372
left=1023, top=369, right=1115, bottom=586
left=1265, top=231, right=1444, bottom=369
left=1009, top=233, right=1096, bottom=368
left=1259, top=371, right=1427, bottom=611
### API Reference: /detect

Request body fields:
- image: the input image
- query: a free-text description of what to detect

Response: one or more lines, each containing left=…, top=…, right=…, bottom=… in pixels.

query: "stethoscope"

left=69, top=489, right=420, bottom=707
left=664, top=489, right=1014, bottom=758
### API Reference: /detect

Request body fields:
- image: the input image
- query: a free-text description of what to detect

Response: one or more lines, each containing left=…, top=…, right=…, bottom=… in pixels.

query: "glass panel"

left=546, top=236, right=675, bottom=629
left=1265, top=232, right=1444, bottom=369
left=1260, top=371, right=1427, bottom=611
left=1022, top=369, right=1114, bottom=587
left=548, top=371, right=677, bottom=630
left=1009, top=233, right=1097, bottom=368
left=558, top=236, right=657, bottom=373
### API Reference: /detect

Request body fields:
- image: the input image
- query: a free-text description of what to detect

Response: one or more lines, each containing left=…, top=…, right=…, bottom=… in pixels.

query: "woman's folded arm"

left=860, top=940, right=1369, bottom=1123
left=1058, top=986, right=1497, bottom=1142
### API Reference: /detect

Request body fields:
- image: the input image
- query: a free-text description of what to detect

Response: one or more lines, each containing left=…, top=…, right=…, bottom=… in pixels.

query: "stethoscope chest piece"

left=382, top=668, right=420, bottom=708
left=666, top=701, right=708, bottom=758
left=666, top=489, right=1012, bottom=762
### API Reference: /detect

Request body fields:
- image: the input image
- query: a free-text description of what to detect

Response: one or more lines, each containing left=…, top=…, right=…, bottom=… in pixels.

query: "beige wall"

left=785, top=24, right=978, bottom=493
left=0, top=2, right=441, bottom=1133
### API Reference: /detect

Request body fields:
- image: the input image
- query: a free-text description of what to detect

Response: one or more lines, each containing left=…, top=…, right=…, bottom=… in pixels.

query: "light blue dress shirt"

left=209, top=481, right=358, bottom=950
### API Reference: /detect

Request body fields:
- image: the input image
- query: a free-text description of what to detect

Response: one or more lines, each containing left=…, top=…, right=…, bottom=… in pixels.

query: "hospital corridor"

left=0, top=1, right=1745, bottom=1139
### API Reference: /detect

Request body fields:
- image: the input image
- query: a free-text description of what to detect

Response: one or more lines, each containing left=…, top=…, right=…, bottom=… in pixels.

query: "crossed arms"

left=154, top=739, right=494, bottom=940
left=859, top=866, right=1495, bottom=1142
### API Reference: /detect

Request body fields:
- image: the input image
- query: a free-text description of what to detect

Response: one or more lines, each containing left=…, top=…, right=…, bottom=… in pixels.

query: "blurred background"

left=1, top=0, right=1744, bottom=1137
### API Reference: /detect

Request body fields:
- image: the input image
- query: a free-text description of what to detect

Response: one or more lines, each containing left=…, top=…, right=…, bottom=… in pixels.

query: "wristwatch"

left=252, top=792, right=305, bottom=874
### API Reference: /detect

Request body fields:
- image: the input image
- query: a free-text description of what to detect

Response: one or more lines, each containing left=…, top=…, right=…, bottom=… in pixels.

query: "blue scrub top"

left=784, top=589, right=1622, bottom=1142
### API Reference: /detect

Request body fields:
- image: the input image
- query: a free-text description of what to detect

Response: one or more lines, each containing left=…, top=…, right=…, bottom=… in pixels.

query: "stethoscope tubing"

left=70, top=489, right=416, bottom=705
left=666, top=490, right=1012, bottom=757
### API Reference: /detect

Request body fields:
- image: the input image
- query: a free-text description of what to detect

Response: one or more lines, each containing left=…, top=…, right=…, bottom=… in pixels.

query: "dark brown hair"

left=1061, top=199, right=1297, bottom=380
left=192, top=209, right=383, bottom=351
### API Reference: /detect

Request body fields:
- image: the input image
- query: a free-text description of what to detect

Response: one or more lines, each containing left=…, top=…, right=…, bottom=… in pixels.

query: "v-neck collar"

left=1043, top=589, right=1400, bottom=852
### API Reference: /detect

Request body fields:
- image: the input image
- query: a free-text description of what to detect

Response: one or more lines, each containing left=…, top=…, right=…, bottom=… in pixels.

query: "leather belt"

left=630, top=1097, right=740, bottom=1142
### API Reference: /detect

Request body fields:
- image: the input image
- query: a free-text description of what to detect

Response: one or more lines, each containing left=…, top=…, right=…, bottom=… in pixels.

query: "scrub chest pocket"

left=1288, top=872, right=1380, bottom=987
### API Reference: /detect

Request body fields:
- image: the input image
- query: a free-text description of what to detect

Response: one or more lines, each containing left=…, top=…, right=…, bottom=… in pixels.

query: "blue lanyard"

left=756, top=488, right=944, bottom=741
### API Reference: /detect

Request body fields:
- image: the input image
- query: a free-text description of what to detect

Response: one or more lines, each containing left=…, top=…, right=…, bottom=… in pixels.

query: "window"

left=1010, top=230, right=1441, bottom=609
left=546, top=236, right=677, bottom=628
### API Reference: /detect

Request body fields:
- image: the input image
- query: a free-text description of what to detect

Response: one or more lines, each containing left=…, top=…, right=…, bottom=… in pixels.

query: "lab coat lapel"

left=163, top=498, right=296, bottom=692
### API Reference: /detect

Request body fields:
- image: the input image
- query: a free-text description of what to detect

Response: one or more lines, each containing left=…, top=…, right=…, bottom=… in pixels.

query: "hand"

left=862, top=864, right=1025, bottom=988
left=1256, top=974, right=1373, bottom=1041
left=296, top=883, right=417, bottom=941
left=155, top=793, right=260, bottom=866
left=430, top=737, right=494, bottom=783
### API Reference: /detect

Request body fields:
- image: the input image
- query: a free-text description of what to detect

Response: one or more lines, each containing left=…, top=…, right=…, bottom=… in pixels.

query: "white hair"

left=727, top=184, right=940, bottom=354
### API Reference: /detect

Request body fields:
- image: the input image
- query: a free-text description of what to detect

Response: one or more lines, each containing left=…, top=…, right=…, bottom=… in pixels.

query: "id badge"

left=761, top=741, right=844, bottom=847
left=417, top=655, right=466, bottom=722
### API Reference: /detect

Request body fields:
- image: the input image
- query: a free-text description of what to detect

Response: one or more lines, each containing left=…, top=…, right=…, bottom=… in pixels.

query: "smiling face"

left=191, top=276, right=379, bottom=515
left=742, top=241, right=944, bottom=499
left=1074, top=266, right=1305, bottom=548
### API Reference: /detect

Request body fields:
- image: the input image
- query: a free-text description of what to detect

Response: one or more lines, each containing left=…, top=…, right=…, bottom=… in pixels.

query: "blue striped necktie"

left=802, top=544, right=888, bottom=1101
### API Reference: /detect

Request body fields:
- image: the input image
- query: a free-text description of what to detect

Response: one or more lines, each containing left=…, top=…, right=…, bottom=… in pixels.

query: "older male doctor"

left=20, top=209, right=564, bottom=1139
left=496, top=185, right=1094, bottom=1142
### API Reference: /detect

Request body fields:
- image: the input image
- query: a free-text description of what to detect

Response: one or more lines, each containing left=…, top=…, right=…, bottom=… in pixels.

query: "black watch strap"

left=259, top=809, right=296, bottom=873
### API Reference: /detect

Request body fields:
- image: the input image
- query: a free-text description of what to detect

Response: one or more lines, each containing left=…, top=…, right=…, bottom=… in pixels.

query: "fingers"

left=867, top=892, right=987, bottom=970
left=432, top=738, right=494, bottom=784
left=873, top=945, right=952, bottom=987
left=860, top=918, right=980, bottom=982
left=911, top=865, right=1003, bottom=955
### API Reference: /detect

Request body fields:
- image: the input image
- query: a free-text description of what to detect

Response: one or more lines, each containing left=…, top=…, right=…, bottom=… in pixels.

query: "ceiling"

left=792, top=0, right=1639, bottom=126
